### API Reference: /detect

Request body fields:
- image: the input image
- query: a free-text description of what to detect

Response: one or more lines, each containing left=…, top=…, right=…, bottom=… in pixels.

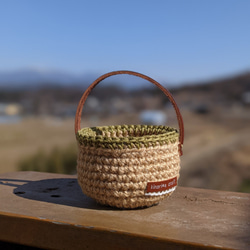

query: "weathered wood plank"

left=0, top=171, right=249, bottom=249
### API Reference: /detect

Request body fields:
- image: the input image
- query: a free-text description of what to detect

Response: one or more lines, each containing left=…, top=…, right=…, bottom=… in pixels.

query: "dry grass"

left=179, top=109, right=250, bottom=191
left=0, top=117, right=76, bottom=173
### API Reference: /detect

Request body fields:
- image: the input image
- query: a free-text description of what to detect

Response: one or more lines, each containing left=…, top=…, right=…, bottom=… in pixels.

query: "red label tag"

left=146, top=177, right=177, bottom=195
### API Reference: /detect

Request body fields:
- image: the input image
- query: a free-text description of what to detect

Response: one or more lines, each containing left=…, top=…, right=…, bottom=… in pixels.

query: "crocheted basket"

left=75, top=71, right=184, bottom=209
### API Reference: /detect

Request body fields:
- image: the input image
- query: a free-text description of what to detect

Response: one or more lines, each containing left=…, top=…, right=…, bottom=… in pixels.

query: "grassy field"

left=0, top=117, right=76, bottom=173
left=0, top=108, right=249, bottom=192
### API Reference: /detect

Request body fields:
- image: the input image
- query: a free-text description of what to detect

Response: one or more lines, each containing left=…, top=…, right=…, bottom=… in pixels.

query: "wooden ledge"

left=0, top=171, right=249, bottom=249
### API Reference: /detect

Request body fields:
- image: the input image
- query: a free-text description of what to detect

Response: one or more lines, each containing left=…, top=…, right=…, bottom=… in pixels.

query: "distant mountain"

left=0, top=69, right=163, bottom=90
left=0, top=69, right=100, bottom=88
left=0, top=69, right=174, bottom=90
left=171, top=71, right=250, bottom=109
left=2, top=69, right=249, bottom=91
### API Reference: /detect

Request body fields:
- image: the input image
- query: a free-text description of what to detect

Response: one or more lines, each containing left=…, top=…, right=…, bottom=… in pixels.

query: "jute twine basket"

left=75, top=71, right=184, bottom=209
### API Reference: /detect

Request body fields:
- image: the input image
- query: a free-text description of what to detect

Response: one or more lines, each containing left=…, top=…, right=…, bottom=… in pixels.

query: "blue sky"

left=1, top=0, right=250, bottom=84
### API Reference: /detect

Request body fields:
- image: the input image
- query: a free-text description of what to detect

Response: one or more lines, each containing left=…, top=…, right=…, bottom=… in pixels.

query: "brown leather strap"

left=75, top=70, right=184, bottom=155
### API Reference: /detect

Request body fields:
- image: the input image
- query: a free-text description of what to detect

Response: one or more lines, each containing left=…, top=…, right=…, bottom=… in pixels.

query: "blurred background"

left=0, top=0, right=249, bottom=193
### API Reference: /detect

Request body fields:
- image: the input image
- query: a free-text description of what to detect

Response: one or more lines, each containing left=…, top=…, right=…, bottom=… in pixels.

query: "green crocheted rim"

left=76, top=125, right=179, bottom=149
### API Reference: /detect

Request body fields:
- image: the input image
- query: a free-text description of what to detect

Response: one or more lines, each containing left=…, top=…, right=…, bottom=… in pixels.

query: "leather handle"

left=75, top=70, right=184, bottom=155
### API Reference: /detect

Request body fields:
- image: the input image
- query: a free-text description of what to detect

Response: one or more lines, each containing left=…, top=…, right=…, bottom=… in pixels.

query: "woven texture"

left=76, top=125, right=180, bottom=209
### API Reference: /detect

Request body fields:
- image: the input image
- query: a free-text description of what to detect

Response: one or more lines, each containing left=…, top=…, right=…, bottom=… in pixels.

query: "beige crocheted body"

left=76, top=125, right=180, bottom=209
